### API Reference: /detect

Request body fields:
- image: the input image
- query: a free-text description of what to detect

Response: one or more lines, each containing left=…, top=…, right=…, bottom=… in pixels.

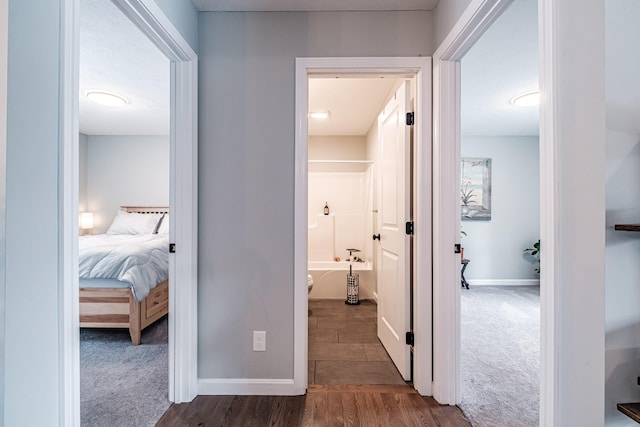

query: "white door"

left=376, top=81, right=411, bottom=380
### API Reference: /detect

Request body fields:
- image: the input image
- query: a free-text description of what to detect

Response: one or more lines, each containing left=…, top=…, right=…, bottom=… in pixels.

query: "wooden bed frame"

left=79, top=206, right=169, bottom=345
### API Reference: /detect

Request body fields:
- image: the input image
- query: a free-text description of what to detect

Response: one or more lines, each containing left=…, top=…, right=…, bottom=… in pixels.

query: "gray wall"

left=197, top=11, right=434, bottom=379
left=153, top=0, right=199, bottom=53
left=461, top=135, right=540, bottom=282
left=85, top=135, right=169, bottom=234
left=433, top=0, right=472, bottom=49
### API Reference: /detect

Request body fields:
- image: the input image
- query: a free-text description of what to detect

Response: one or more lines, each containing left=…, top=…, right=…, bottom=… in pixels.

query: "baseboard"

left=197, top=378, right=301, bottom=395
left=467, top=279, right=540, bottom=286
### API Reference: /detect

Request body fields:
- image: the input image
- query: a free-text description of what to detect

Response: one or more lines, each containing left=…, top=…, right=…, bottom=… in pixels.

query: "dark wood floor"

left=157, top=384, right=471, bottom=426
left=308, top=299, right=405, bottom=385
left=157, top=299, right=471, bottom=426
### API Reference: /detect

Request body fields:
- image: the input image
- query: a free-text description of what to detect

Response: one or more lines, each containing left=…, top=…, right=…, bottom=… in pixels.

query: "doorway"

left=457, top=0, right=541, bottom=424
left=60, top=0, right=198, bottom=423
left=293, top=57, right=432, bottom=395
left=307, top=76, right=412, bottom=385
left=78, top=0, right=171, bottom=423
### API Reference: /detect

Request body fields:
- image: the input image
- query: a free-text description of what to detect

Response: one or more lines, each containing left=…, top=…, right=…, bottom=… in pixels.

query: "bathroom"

left=306, top=76, right=407, bottom=300
left=306, top=76, right=415, bottom=385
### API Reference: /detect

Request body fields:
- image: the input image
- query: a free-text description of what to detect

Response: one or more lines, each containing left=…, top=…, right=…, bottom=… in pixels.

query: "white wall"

left=550, top=0, right=606, bottom=423
left=461, top=135, right=540, bottom=283
left=604, top=129, right=640, bottom=426
left=5, top=1, right=63, bottom=424
left=78, top=133, right=88, bottom=212
left=197, top=10, right=434, bottom=380
left=85, top=135, right=169, bottom=234
left=0, top=0, right=7, bottom=418
left=308, top=136, right=366, bottom=160
left=604, top=1, right=640, bottom=425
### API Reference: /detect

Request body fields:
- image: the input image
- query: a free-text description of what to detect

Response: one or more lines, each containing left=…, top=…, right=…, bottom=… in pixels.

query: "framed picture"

left=460, top=157, right=491, bottom=220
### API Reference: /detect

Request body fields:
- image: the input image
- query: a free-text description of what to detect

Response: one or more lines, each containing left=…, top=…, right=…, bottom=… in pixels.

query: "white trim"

left=198, top=378, right=297, bottom=395
left=0, top=0, right=5, bottom=417
left=466, top=279, right=540, bottom=286
left=293, top=60, right=308, bottom=395
left=538, top=0, right=558, bottom=424
left=59, top=1, right=81, bottom=425
left=61, top=0, right=198, bottom=422
left=432, top=58, right=461, bottom=405
left=295, top=57, right=432, bottom=396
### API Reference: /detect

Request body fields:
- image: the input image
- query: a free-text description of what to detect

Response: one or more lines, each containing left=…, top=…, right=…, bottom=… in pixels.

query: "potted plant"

left=523, top=239, right=540, bottom=273
left=460, top=179, right=476, bottom=216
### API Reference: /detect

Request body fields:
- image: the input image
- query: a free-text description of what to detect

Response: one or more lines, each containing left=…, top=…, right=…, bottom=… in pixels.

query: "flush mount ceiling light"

left=84, top=90, right=129, bottom=107
left=309, top=111, right=330, bottom=120
left=510, top=90, right=540, bottom=107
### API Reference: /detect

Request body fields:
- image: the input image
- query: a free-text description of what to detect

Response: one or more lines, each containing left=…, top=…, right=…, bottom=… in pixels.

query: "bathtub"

left=308, top=260, right=372, bottom=271
left=307, top=260, right=374, bottom=299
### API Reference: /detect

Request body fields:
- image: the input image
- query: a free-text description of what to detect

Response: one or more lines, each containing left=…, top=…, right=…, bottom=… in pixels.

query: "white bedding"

left=79, top=234, right=169, bottom=302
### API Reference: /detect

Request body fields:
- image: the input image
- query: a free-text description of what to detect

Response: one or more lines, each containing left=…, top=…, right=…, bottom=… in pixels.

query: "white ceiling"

left=191, top=0, right=440, bottom=12
left=308, top=78, right=399, bottom=136
left=461, top=0, right=539, bottom=136
left=82, top=0, right=640, bottom=139
left=79, top=0, right=169, bottom=135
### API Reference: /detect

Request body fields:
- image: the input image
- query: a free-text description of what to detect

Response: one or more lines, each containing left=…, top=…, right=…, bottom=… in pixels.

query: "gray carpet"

left=80, top=316, right=170, bottom=427
left=460, top=285, right=540, bottom=427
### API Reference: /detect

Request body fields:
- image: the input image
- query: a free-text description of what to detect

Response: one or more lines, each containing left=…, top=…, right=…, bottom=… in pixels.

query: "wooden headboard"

left=121, top=206, right=169, bottom=215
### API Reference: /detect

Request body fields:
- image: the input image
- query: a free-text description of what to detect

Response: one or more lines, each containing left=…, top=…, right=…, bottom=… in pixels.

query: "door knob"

left=373, top=234, right=380, bottom=241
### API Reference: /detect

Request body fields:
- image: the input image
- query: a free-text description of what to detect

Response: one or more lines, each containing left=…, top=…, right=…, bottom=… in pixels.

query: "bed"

left=79, top=206, right=169, bottom=345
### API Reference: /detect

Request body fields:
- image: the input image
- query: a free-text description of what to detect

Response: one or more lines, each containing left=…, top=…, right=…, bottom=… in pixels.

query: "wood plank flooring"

left=157, top=299, right=470, bottom=426
left=157, top=385, right=471, bottom=426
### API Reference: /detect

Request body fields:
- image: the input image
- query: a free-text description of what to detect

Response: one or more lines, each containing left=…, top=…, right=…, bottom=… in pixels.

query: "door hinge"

left=405, top=221, right=414, bottom=235
left=454, top=244, right=461, bottom=254
left=169, top=243, right=176, bottom=253
left=406, top=112, right=415, bottom=126
left=406, top=331, right=414, bottom=346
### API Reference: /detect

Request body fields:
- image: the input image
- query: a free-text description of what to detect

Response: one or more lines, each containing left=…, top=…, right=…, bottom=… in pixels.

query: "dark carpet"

left=460, top=286, right=540, bottom=427
left=80, top=316, right=169, bottom=427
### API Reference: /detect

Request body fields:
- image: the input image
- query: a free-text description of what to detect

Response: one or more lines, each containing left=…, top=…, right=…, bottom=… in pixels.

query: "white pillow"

left=106, top=211, right=163, bottom=235
left=157, top=214, right=169, bottom=234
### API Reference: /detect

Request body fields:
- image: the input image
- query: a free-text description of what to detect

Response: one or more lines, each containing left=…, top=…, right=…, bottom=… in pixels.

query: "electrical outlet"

left=253, top=331, right=266, bottom=352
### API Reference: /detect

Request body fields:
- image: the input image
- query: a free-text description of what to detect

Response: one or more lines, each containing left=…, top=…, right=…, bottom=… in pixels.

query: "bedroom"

left=78, top=0, right=171, bottom=423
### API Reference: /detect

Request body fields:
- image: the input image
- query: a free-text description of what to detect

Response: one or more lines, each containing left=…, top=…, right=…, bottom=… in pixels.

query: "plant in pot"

left=460, top=179, right=476, bottom=216
left=523, top=239, right=541, bottom=273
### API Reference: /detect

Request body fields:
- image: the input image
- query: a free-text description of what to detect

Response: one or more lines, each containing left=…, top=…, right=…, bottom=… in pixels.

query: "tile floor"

left=308, top=299, right=406, bottom=385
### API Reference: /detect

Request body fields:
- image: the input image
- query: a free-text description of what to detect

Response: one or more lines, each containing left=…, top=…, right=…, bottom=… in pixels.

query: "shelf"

left=618, top=402, right=640, bottom=423
left=615, top=224, right=640, bottom=232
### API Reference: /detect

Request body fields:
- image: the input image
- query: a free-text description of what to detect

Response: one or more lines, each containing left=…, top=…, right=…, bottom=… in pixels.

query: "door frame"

left=432, top=0, right=557, bottom=423
left=294, top=57, right=432, bottom=395
left=59, top=0, right=198, bottom=424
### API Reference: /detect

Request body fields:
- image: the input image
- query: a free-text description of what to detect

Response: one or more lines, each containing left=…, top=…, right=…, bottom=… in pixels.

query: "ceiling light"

left=309, top=111, right=330, bottom=120
left=85, top=90, right=129, bottom=107
left=510, top=90, right=540, bottom=107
